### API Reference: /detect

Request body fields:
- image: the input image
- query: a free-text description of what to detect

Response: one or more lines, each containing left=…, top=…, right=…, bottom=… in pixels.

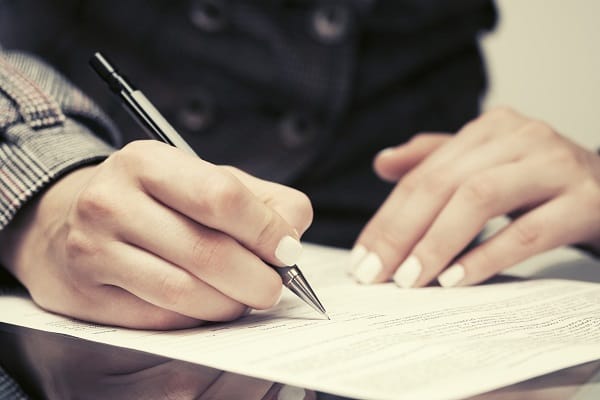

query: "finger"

left=54, top=284, right=201, bottom=330
left=112, top=141, right=304, bottom=267
left=97, top=241, right=248, bottom=322
left=374, top=133, right=451, bottom=182
left=438, top=194, right=587, bottom=287
left=398, top=107, right=529, bottom=183
left=116, top=193, right=283, bottom=309
left=351, top=120, right=532, bottom=284
left=393, top=159, right=566, bottom=288
left=223, top=166, right=314, bottom=235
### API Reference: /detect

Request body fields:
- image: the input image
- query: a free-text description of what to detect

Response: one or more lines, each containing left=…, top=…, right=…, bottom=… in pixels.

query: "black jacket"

left=0, top=0, right=496, bottom=246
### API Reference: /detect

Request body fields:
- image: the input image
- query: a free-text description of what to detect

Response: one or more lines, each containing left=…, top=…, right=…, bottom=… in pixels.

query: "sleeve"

left=0, top=49, right=120, bottom=230
left=0, top=366, right=27, bottom=400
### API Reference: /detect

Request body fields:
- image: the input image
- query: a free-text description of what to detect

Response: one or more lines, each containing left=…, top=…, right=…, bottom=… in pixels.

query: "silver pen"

left=89, top=52, right=329, bottom=319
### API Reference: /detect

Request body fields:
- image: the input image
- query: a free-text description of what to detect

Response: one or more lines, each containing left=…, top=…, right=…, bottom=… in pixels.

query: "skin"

left=1, top=107, right=598, bottom=329
left=351, top=107, right=600, bottom=288
left=0, top=140, right=313, bottom=329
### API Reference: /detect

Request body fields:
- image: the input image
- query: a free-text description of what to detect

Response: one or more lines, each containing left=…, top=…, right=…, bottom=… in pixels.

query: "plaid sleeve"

left=0, top=50, right=120, bottom=230
left=0, top=367, right=27, bottom=400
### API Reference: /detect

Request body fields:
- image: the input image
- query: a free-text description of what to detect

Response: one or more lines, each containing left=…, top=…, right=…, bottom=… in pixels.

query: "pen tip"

left=325, top=314, right=331, bottom=320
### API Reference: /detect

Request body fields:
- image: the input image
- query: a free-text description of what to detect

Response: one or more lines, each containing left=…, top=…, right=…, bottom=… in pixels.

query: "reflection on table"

left=1, top=323, right=599, bottom=400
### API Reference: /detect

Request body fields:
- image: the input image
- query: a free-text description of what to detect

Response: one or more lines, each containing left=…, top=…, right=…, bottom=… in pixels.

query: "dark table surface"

left=1, top=322, right=599, bottom=400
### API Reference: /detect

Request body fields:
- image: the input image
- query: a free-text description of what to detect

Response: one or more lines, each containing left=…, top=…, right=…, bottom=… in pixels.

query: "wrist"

left=0, top=166, right=99, bottom=284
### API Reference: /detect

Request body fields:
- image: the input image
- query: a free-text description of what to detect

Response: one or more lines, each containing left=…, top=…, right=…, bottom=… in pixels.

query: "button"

left=279, top=112, right=318, bottom=149
left=311, top=4, right=352, bottom=44
left=189, top=0, right=228, bottom=33
left=177, top=90, right=215, bottom=133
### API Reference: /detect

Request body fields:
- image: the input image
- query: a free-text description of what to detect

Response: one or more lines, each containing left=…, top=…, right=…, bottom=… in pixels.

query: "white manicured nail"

left=438, top=264, right=465, bottom=287
left=278, top=385, right=306, bottom=400
left=353, top=252, right=383, bottom=284
left=377, top=147, right=396, bottom=158
left=348, top=245, right=368, bottom=274
left=393, top=255, right=422, bottom=288
left=275, top=236, right=303, bottom=265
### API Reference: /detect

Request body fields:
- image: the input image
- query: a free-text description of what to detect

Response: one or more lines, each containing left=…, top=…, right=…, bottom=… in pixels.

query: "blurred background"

left=482, top=0, right=600, bottom=149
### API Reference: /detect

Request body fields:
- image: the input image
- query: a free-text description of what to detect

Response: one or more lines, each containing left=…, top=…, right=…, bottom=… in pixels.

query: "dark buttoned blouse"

left=0, top=1, right=495, bottom=395
left=0, top=0, right=496, bottom=246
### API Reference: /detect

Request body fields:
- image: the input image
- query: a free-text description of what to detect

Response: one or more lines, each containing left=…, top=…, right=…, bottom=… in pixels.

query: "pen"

left=89, top=52, right=329, bottom=319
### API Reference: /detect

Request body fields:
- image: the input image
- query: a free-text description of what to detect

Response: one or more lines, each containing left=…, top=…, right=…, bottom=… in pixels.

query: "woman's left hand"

left=350, top=107, right=600, bottom=288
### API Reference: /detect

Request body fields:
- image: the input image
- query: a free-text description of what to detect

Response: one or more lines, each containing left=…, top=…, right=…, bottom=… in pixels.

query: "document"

left=1, top=244, right=600, bottom=400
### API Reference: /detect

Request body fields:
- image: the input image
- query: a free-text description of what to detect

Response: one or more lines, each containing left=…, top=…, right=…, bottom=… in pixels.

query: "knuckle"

left=109, top=141, right=167, bottom=176
left=459, top=107, right=518, bottom=138
left=457, top=118, right=480, bottom=136
left=524, top=120, right=557, bottom=140
left=459, top=175, right=497, bottom=210
left=157, top=274, right=189, bottom=309
left=63, top=229, right=108, bottom=283
left=419, top=169, right=453, bottom=198
left=75, top=184, right=119, bottom=222
left=118, top=140, right=156, bottom=160
left=512, top=218, right=543, bottom=247
left=486, top=105, right=517, bottom=120
left=108, top=141, right=146, bottom=168
left=200, top=171, right=245, bottom=218
left=64, top=229, right=98, bottom=260
left=190, top=234, right=227, bottom=276
left=400, top=172, right=421, bottom=193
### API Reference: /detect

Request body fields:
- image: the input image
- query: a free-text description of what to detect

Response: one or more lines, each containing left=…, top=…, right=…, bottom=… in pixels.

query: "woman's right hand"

left=0, top=140, right=313, bottom=329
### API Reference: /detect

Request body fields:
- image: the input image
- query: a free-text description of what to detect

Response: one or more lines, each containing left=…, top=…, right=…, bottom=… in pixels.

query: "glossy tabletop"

left=1, top=322, right=599, bottom=400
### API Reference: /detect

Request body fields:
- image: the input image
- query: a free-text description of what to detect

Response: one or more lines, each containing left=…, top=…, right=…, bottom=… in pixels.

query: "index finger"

left=374, top=134, right=451, bottom=182
left=109, top=141, right=309, bottom=267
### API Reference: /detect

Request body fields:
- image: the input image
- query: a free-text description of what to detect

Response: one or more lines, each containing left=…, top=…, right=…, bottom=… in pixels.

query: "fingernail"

left=348, top=245, right=368, bottom=274
left=377, top=147, right=396, bottom=158
left=278, top=385, right=306, bottom=400
left=353, top=252, right=382, bottom=284
left=438, top=264, right=465, bottom=287
left=393, top=255, right=422, bottom=288
left=275, top=235, right=303, bottom=265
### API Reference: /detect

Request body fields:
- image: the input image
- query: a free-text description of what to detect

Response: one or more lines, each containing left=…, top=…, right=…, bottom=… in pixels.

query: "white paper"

left=1, top=244, right=600, bottom=400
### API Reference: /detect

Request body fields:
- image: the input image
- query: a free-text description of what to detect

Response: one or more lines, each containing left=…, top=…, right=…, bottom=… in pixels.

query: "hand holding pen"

left=0, top=55, right=320, bottom=330
left=90, top=53, right=328, bottom=318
